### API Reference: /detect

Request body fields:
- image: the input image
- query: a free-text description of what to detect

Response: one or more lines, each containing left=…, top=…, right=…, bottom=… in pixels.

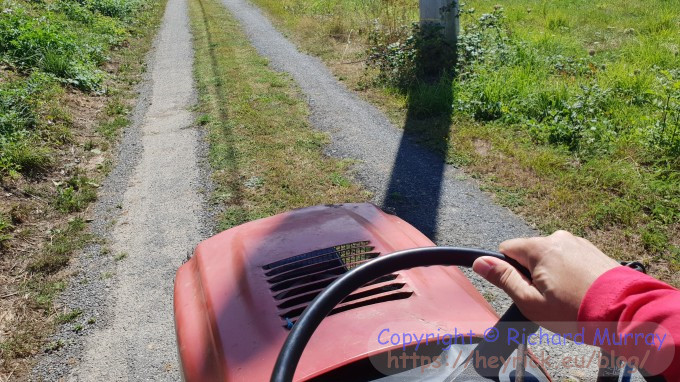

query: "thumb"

left=472, top=256, right=539, bottom=304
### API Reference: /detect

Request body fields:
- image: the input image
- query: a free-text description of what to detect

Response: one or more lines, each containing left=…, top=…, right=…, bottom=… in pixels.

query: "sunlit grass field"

left=251, top=0, right=680, bottom=282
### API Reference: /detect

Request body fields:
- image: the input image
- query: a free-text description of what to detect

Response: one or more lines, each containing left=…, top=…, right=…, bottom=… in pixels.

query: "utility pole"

left=419, top=0, right=459, bottom=45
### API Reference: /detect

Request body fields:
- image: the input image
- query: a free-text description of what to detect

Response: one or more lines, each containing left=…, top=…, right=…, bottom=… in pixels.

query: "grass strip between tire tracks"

left=189, top=0, right=369, bottom=231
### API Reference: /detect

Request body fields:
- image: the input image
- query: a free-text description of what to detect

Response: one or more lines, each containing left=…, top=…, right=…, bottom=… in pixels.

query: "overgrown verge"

left=0, top=0, right=165, bottom=377
left=189, top=0, right=368, bottom=232
left=249, top=0, right=680, bottom=283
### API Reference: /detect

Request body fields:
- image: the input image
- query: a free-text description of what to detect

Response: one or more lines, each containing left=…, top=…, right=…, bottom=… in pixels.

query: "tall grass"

left=371, top=3, right=680, bottom=266
left=0, top=0, right=141, bottom=177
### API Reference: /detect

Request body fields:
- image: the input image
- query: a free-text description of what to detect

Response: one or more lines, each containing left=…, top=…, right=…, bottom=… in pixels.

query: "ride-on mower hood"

left=174, top=203, right=550, bottom=381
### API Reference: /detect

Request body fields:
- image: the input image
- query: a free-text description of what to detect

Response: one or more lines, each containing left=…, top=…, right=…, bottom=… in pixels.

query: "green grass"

left=56, top=309, right=82, bottom=324
left=189, top=0, right=368, bottom=231
left=53, top=174, right=99, bottom=213
left=0, top=0, right=149, bottom=178
left=114, top=252, right=128, bottom=261
left=0, top=72, right=60, bottom=176
left=27, top=218, right=94, bottom=274
left=0, top=212, right=12, bottom=248
left=249, top=0, right=680, bottom=282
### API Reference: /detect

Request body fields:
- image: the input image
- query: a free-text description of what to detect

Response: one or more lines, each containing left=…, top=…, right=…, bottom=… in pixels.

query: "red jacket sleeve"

left=578, top=266, right=680, bottom=380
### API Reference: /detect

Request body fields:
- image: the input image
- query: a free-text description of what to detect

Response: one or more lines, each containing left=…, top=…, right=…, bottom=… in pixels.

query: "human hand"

left=472, top=230, right=620, bottom=330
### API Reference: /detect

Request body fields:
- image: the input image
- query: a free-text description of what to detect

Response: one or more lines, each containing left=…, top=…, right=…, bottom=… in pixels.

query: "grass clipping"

left=189, top=0, right=368, bottom=231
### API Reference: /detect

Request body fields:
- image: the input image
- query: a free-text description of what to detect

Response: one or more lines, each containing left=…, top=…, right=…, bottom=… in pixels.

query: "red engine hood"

left=174, top=203, right=501, bottom=381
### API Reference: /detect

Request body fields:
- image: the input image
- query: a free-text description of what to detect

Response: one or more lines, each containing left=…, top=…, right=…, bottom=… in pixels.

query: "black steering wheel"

left=270, top=247, right=539, bottom=382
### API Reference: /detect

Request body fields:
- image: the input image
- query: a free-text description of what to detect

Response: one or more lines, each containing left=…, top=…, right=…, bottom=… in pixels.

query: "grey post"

left=419, top=0, right=459, bottom=45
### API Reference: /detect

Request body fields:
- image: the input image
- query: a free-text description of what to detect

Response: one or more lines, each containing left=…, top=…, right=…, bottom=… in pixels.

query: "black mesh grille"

left=262, top=241, right=412, bottom=328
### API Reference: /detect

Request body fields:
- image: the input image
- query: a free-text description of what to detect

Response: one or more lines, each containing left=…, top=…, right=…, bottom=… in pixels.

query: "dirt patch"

left=63, top=91, right=106, bottom=131
left=473, top=138, right=491, bottom=157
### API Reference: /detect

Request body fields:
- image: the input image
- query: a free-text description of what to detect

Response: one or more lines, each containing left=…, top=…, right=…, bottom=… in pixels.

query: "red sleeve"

left=578, top=266, right=680, bottom=380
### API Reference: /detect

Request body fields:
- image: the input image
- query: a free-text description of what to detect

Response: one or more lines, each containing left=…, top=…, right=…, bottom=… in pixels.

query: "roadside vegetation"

left=0, top=0, right=165, bottom=377
left=189, top=0, right=368, bottom=231
left=250, top=0, right=680, bottom=283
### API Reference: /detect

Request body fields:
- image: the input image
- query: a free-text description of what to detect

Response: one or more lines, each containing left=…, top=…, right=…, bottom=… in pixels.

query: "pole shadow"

left=382, top=25, right=456, bottom=239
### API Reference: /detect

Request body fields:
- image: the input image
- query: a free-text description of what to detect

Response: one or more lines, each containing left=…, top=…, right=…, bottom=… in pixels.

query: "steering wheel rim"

left=269, top=246, right=534, bottom=382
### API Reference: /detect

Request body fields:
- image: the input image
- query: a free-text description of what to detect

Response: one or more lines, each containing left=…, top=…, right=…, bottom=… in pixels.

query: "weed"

left=652, top=70, right=680, bottom=159
left=547, top=16, right=569, bottom=32
left=481, top=184, right=526, bottom=208
left=97, top=116, right=128, bottom=139
left=0, top=211, right=13, bottom=248
left=0, top=0, right=145, bottom=177
left=0, top=331, right=41, bottom=358
left=330, top=172, right=350, bottom=187
left=89, top=0, right=138, bottom=19
left=367, top=22, right=454, bottom=90
left=197, top=114, right=211, bottom=125
left=54, top=174, right=98, bottom=213
left=84, top=140, right=96, bottom=151
left=44, top=339, right=65, bottom=352
left=56, top=309, right=82, bottom=324
left=0, top=73, right=57, bottom=175
left=56, top=0, right=94, bottom=24
left=640, top=224, right=669, bottom=254
left=0, top=138, right=53, bottom=177
left=30, top=279, right=67, bottom=309
left=28, top=218, right=92, bottom=274
left=100, top=271, right=113, bottom=279
left=114, top=252, right=127, bottom=261
left=105, top=98, right=128, bottom=116
left=0, top=5, right=104, bottom=90
left=456, top=6, right=510, bottom=72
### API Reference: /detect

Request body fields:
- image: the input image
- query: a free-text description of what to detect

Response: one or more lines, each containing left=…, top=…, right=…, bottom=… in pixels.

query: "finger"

left=472, top=256, right=543, bottom=304
left=498, top=237, right=538, bottom=269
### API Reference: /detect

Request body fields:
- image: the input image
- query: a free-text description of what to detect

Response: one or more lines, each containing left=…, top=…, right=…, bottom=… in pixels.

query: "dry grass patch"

left=189, top=0, right=370, bottom=231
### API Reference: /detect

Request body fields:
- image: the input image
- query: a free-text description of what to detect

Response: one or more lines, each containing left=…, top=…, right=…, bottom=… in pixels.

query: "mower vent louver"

left=262, top=241, right=413, bottom=328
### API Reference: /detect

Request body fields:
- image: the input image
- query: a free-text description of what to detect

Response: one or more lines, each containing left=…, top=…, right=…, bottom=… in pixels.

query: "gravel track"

left=32, top=0, right=203, bottom=379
